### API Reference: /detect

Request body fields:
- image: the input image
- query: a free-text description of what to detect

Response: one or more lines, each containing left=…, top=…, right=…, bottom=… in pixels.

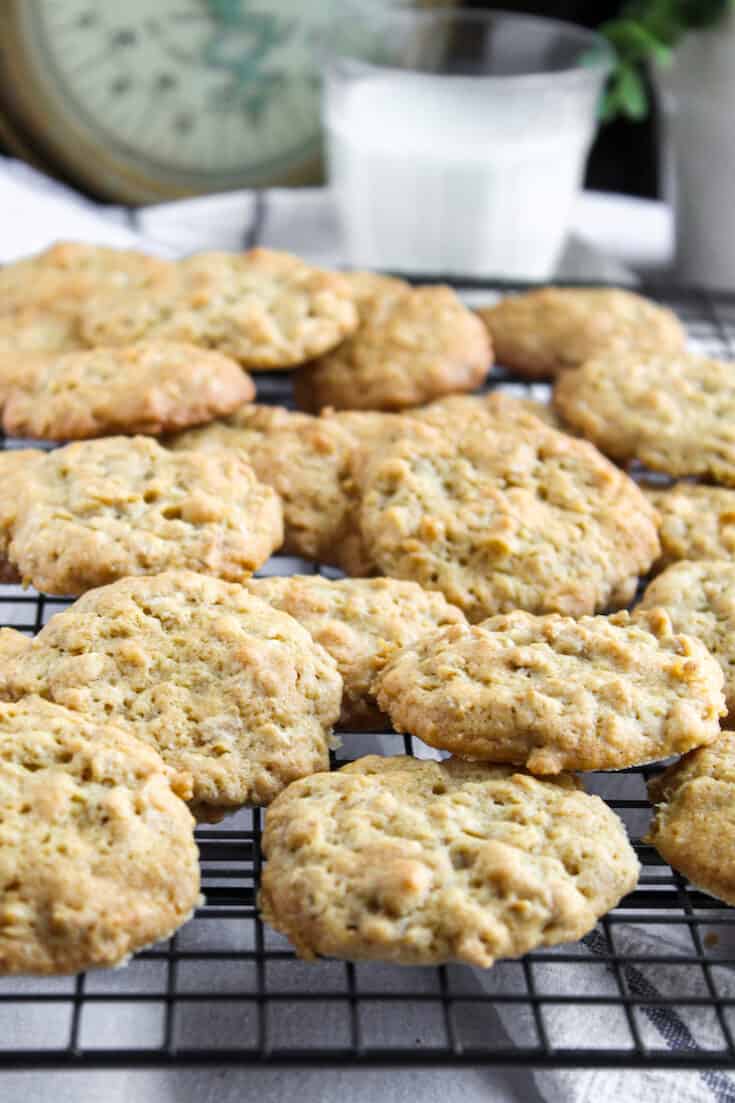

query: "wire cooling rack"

left=1, top=280, right=735, bottom=1072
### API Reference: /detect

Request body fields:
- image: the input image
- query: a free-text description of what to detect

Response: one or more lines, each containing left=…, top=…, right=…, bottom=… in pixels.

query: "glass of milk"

left=323, top=8, right=612, bottom=279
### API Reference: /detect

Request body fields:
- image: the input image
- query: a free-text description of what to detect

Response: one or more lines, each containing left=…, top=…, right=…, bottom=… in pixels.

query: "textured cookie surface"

left=80, top=248, right=358, bottom=369
left=555, top=351, right=735, bottom=483
left=246, top=576, right=465, bottom=728
left=3, top=342, right=254, bottom=441
left=0, top=242, right=173, bottom=317
left=375, top=612, right=724, bottom=774
left=0, top=309, right=82, bottom=357
left=170, top=404, right=354, bottom=561
left=647, top=734, right=735, bottom=905
left=415, top=391, right=566, bottom=433
left=0, top=311, right=83, bottom=406
left=321, top=408, right=429, bottom=575
left=0, top=572, right=342, bottom=818
left=0, top=696, right=199, bottom=974
left=644, top=484, right=735, bottom=566
left=293, top=272, right=490, bottom=411
left=8, top=435, right=283, bottom=595
left=359, top=407, right=660, bottom=620
left=478, top=287, right=685, bottom=379
left=260, top=754, right=639, bottom=966
left=635, top=561, right=735, bottom=716
left=0, top=449, right=45, bottom=583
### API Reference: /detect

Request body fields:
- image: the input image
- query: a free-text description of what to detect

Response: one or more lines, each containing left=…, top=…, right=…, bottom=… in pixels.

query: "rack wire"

left=1, top=280, right=735, bottom=1071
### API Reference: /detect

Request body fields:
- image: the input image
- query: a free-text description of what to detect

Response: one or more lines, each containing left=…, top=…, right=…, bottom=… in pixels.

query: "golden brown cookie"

left=0, top=242, right=174, bottom=317
left=415, top=391, right=566, bottom=433
left=359, top=406, right=660, bottom=620
left=647, top=733, right=735, bottom=905
left=374, top=611, right=724, bottom=774
left=293, top=272, right=491, bottom=412
left=8, top=436, right=283, bottom=595
left=260, top=754, right=639, bottom=966
left=644, top=483, right=735, bottom=566
left=0, top=695, right=200, bottom=974
left=0, top=308, right=81, bottom=357
left=554, top=351, right=735, bottom=484
left=170, top=404, right=355, bottom=561
left=0, top=627, right=31, bottom=660
left=0, top=571, right=342, bottom=819
left=321, top=408, right=429, bottom=575
left=2, top=342, right=254, bottom=441
left=246, top=575, right=466, bottom=728
left=329, top=400, right=566, bottom=576
left=635, top=561, right=735, bottom=716
left=478, top=287, right=685, bottom=379
left=80, top=248, right=358, bottom=370
left=0, top=449, right=46, bottom=584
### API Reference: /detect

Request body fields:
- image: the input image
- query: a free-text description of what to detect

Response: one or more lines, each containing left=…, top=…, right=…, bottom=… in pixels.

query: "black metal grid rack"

left=2, top=280, right=735, bottom=1072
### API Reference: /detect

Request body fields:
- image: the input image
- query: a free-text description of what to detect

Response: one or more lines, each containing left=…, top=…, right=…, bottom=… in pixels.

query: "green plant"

left=601, top=0, right=733, bottom=120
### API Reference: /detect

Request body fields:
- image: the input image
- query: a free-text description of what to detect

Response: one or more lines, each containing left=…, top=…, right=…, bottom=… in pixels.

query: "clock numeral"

left=111, top=28, right=137, bottom=49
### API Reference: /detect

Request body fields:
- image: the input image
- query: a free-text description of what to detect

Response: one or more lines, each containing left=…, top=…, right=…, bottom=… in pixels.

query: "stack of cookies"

left=0, top=244, right=731, bottom=977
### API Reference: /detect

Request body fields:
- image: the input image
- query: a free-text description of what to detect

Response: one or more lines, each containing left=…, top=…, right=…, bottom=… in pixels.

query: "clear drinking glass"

left=322, top=7, right=612, bottom=279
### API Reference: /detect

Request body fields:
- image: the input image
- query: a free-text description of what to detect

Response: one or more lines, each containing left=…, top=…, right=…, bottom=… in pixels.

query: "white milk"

left=324, top=70, right=596, bottom=278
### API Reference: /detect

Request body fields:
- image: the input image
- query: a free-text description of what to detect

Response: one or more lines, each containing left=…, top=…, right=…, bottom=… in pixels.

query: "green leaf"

left=616, top=63, right=649, bottom=119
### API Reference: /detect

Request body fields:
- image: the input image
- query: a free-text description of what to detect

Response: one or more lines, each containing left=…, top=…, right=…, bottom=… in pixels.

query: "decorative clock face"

left=16, top=0, right=354, bottom=182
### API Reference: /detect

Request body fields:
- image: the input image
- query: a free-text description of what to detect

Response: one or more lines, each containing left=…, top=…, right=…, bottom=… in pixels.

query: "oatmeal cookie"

left=478, top=287, right=685, bottom=379
left=647, top=734, right=735, bottom=906
left=644, top=483, right=735, bottom=566
left=635, top=560, right=735, bottom=716
left=293, top=272, right=491, bottom=411
left=246, top=575, right=465, bottom=728
left=8, top=436, right=283, bottom=594
left=0, top=571, right=342, bottom=818
left=170, top=404, right=355, bottom=561
left=80, top=248, right=358, bottom=370
left=374, top=611, right=724, bottom=774
left=554, top=351, right=735, bottom=484
left=0, top=242, right=173, bottom=317
left=359, top=408, right=660, bottom=620
left=0, top=695, right=199, bottom=974
left=260, top=754, right=639, bottom=966
left=0, top=449, right=46, bottom=584
left=3, top=341, right=254, bottom=441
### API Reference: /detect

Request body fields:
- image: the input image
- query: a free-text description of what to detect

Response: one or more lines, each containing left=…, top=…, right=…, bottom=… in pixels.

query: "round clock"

left=0, top=0, right=372, bottom=202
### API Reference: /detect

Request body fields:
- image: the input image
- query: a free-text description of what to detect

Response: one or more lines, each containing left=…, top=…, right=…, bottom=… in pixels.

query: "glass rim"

left=324, top=5, right=614, bottom=85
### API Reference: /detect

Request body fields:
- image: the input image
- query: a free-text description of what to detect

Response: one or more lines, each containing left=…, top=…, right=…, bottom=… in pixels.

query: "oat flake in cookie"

left=359, top=408, right=660, bottom=620
left=260, top=755, right=639, bottom=967
left=0, top=696, right=199, bottom=975
left=0, top=572, right=342, bottom=820
left=647, top=733, right=735, bottom=906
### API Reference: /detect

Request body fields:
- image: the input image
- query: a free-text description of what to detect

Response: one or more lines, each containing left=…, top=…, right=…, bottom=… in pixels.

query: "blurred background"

left=0, top=1, right=732, bottom=286
left=0, top=0, right=657, bottom=202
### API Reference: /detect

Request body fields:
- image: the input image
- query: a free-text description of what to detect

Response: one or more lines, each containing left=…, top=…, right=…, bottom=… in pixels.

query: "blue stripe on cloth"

left=583, top=930, right=735, bottom=1102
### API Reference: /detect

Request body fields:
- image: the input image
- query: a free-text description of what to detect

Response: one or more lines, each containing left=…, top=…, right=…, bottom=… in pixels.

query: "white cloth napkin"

left=0, top=157, right=724, bottom=1103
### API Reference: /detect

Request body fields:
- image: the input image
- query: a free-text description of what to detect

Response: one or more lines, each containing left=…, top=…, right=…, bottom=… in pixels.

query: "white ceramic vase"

left=656, top=9, right=735, bottom=289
